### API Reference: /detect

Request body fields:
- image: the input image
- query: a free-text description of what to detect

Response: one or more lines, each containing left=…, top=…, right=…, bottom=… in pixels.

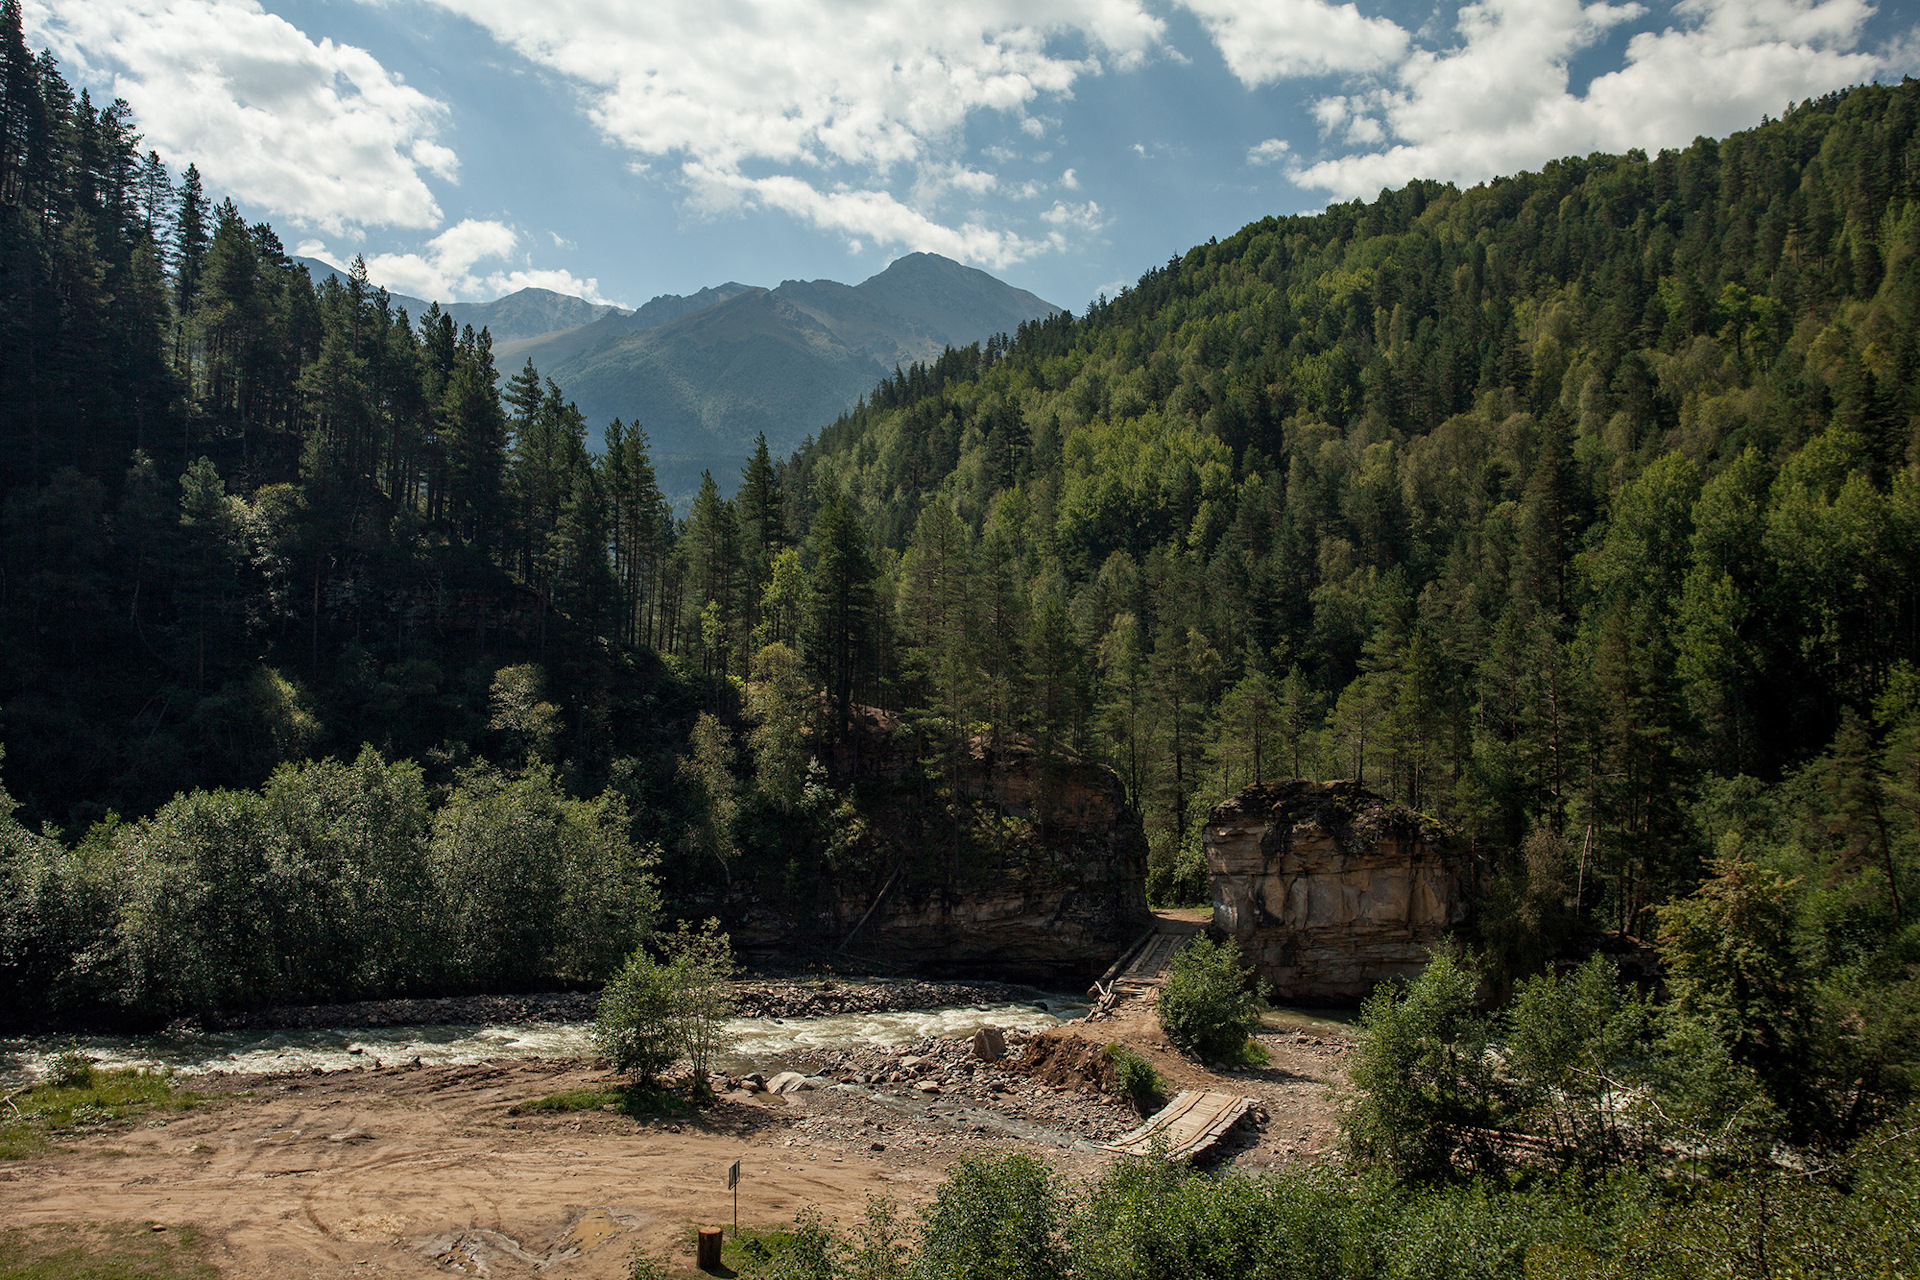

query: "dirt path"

left=0, top=1056, right=1010, bottom=1277
left=0, top=1005, right=1353, bottom=1276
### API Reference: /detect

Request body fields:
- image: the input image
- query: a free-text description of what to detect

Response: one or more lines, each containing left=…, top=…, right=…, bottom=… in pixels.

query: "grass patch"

left=508, top=1087, right=622, bottom=1116
left=1228, top=1038, right=1271, bottom=1068
left=1105, top=1044, right=1167, bottom=1114
left=1, top=1070, right=201, bottom=1160
left=0, top=1222, right=217, bottom=1279
left=624, top=1223, right=795, bottom=1279
left=722, top=1224, right=800, bottom=1270
left=508, top=1081, right=694, bottom=1119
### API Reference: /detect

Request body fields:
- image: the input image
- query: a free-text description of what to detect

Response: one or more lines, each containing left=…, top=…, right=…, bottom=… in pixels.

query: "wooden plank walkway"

left=1123, top=929, right=1190, bottom=981
left=1104, top=1090, right=1253, bottom=1161
left=1088, top=916, right=1206, bottom=1011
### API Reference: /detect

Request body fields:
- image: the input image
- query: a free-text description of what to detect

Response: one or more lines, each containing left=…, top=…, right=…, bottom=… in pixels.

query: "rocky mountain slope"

left=506, top=252, right=1060, bottom=497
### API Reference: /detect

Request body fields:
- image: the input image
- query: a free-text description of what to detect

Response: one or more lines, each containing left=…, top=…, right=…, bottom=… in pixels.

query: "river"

left=0, top=996, right=1089, bottom=1086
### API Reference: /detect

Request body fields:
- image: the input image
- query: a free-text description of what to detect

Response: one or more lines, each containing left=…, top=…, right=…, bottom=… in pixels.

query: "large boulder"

left=1206, top=780, right=1469, bottom=1003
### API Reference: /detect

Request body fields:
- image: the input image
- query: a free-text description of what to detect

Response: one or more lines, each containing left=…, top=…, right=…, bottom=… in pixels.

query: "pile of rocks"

left=730, top=978, right=1039, bottom=1019
left=793, top=1031, right=1137, bottom=1144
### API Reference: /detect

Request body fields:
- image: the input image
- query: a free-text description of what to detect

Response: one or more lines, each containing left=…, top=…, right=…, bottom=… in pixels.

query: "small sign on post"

left=726, top=1159, right=741, bottom=1237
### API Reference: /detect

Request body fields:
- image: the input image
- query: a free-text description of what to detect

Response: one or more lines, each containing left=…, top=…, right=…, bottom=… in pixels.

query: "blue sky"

left=25, top=0, right=1920, bottom=314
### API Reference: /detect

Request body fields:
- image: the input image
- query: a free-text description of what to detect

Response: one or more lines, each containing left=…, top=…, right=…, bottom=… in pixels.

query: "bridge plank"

left=1104, top=1090, right=1253, bottom=1161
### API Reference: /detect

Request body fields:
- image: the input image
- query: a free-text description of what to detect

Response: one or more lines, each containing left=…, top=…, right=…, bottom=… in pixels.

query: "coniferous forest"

left=3, top=0, right=1919, bottom=1163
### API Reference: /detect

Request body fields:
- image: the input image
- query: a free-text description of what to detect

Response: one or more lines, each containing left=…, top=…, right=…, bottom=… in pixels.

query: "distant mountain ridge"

left=493, top=282, right=757, bottom=372
left=294, top=252, right=1060, bottom=503
left=505, top=252, right=1061, bottom=499
left=292, top=257, right=629, bottom=342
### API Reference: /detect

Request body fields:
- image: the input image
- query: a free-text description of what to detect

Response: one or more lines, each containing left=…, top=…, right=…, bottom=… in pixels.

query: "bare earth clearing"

left=0, top=989, right=1351, bottom=1277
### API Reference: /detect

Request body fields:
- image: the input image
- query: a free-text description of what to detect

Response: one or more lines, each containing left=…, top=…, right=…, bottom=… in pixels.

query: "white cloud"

left=1282, top=0, right=1897, bottom=200
left=686, top=166, right=1052, bottom=269
left=363, top=219, right=510, bottom=298
left=1346, top=115, right=1386, bottom=144
left=485, top=267, right=616, bottom=303
left=419, top=0, right=1167, bottom=265
left=1311, top=96, right=1351, bottom=135
left=353, top=218, right=615, bottom=303
left=914, top=162, right=1002, bottom=204
left=1176, top=0, right=1409, bottom=80
left=25, top=0, right=453, bottom=233
left=1041, top=198, right=1108, bottom=231
left=429, top=0, right=1163, bottom=172
left=1061, top=167, right=1081, bottom=189
left=1885, top=26, right=1920, bottom=76
left=1247, top=138, right=1292, bottom=164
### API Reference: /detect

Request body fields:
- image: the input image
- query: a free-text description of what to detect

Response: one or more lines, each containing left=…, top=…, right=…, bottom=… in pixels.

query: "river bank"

left=173, top=975, right=1042, bottom=1034
left=0, top=1016, right=1353, bottom=1279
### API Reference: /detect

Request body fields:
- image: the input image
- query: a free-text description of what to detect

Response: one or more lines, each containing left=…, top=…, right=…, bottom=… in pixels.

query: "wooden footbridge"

left=1104, top=1090, right=1255, bottom=1161
left=1087, top=914, right=1205, bottom=1005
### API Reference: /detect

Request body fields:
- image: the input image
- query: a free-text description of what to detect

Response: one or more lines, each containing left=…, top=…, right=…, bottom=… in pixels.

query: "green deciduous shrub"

left=1156, top=934, right=1263, bottom=1064
left=593, top=919, right=737, bottom=1090
left=1340, top=948, right=1501, bottom=1183
left=2, top=747, right=660, bottom=1024
left=916, top=1151, right=1064, bottom=1280
left=733, top=1116, right=1920, bottom=1279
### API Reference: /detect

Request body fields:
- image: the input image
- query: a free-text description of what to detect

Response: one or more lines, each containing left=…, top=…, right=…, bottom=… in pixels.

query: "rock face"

left=840, top=746, right=1154, bottom=984
left=732, top=722, right=1152, bottom=986
left=1206, top=780, right=1469, bottom=1003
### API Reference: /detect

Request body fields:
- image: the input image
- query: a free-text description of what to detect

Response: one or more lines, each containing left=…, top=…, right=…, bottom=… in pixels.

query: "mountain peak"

left=506, top=256, right=1060, bottom=503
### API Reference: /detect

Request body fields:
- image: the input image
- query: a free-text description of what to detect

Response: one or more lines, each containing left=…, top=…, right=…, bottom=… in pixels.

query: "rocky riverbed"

left=192, top=977, right=1045, bottom=1032
left=724, top=1028, right=1146, bottom=1148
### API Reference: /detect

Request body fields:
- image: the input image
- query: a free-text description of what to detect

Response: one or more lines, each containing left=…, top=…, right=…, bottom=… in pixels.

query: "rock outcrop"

left=730, top=718, right=1152, bottom=986
left=1205, top=780, right=1469, bottom=1003
left=834, top=746, right=1152, bottom=983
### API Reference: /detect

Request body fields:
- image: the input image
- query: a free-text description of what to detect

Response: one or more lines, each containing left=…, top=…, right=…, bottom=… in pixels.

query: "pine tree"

left=737, top=432, right=788, bottom=572
left=804, top=497, right=879, bottom=741
left=173, top=162, right=208, bottom=313
left=135, top=150, right=170, bottom=237
left=1823, top=709, right=1902, bottom=920
left=437, top=325, right=508, bottom=546
left=682, top=471, right=742, bottom=682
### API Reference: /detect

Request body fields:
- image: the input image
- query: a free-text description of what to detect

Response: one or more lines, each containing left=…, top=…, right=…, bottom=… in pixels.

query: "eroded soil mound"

left=1011, top=1029, right=1123, bottom=1096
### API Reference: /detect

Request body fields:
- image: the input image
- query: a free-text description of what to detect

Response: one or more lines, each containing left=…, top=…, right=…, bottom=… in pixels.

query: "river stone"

left=971, top=1026, right=1007, bottom=1061
left=765, top=1071, right=812, bottom=1095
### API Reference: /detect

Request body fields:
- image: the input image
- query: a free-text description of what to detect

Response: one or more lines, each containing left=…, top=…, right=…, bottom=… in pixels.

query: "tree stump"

left=697, top=1226, right=723, bottom=1272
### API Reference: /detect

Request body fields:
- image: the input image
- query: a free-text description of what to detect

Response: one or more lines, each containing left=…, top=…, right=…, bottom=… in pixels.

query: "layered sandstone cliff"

left=732, top=719, right=1152, bottom=985
left=1206, top=780, right=1469, bottom=1002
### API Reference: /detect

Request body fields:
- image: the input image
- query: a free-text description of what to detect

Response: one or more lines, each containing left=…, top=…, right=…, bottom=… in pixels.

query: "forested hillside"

left=0, top=0, right=719, bottom=829
left=786, top=79, right=1920, bottom=950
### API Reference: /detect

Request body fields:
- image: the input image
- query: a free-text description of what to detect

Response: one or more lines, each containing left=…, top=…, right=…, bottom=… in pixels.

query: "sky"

left=22, top=0, right=1920, bottom=314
